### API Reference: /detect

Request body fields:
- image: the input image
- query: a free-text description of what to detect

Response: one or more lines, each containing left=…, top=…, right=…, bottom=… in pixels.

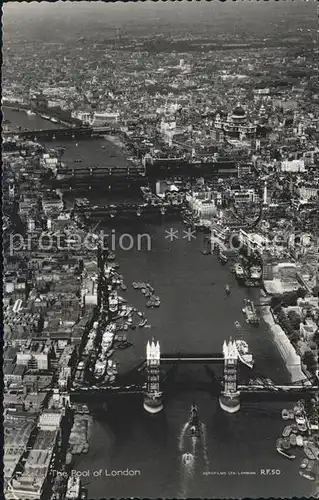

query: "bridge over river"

left=72, top=201, right=183, bottom=221
left=3, top=125, right=118, bottom=140
left=70, top=341, right=317, bottom=411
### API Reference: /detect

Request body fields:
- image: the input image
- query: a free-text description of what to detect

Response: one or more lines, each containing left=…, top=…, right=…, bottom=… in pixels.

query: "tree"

left=282, top=291, right=298, bottom=307
left=287, top=310, right=301, bottom=329
left=289, top=332, right=300, bottom=344
left=313, top=330, right=319, bottom=346
left=271, top=295, right=282, bottom=310
left=302, top=351, right=317, bottom=373
left=297, top=287, right=307, bottom=299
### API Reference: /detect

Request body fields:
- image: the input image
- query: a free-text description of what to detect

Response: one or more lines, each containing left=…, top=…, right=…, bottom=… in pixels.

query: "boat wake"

left=178, top=422, right=189, bottom=451
left=201, top=423, right=210, bottom=471
left=178, top=421, right=196, bottom=496
left=179, top=455, right=195, bottom=497
left=178, top=420, right=210, bottom=496
left=179, top=434, right=196, bottom=497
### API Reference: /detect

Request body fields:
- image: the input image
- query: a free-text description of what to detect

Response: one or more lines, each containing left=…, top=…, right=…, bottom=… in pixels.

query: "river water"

left=5, top=107, right=315, bottom=498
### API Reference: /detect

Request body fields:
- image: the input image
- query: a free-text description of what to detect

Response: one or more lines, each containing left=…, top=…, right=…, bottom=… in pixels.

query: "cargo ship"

left=246, top=265, right=262, bottom=287
left=242, top=299, right=259, bottom=325
left=235, top=340, right=254, bottom=368
left=101, top=324, right=115, bottom=353
left=66, top=476, right=81, bottom=499
left=108, top=291, right=119, bottom=314
left=94, top=355, right=107, bottom=378
left=84, top=323, right=98, bottom=354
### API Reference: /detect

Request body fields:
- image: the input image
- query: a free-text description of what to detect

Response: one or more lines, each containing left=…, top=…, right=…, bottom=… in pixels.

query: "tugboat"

left=299, top=458, right=315, bottom=481
left=281, top=409, right=290, bottom=420
left=218, top=250, right=228, bottom=265
left=282, top=425, right=293, bottom=437
left=234, top=263, right=246, bottom=284
left=201, top=249, right=210, bottom=256
left=182, top=453, right=194, bottom=466
left=189, top=404, right=201, bottom=439
left=276, top=438, right=296, bottom=460
left=295, top=408, right=308, bottom=433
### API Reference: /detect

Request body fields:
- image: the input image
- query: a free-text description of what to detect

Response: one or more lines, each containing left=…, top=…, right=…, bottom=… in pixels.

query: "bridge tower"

left=219, top=339, right=240, bottom=413
left=143, top=339, right=163, bottom=414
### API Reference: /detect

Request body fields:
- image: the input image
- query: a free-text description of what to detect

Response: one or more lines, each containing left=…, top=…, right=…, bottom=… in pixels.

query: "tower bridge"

left=71, top=339, right=318, bottom=413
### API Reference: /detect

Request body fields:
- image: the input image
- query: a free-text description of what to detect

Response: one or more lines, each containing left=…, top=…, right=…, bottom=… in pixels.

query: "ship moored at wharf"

left=242, top=299, right=260, bottom=325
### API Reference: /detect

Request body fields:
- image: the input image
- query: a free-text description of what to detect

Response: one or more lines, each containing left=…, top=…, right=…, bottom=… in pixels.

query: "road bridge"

left=56, top=165, right=145, bottom=179
left=3, top=126, right=94, bottom=140
left=3, top=125, right=118, bottom=141
left=71, top=338, right=317, bottom=413
left=72, top=203, right=182, bottom=221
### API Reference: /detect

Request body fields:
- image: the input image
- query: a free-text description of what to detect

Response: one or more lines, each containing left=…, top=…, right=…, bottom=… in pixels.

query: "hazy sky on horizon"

left=3, top=0, right=317, bottom=43
left=4, top=0, right=314, bottom=23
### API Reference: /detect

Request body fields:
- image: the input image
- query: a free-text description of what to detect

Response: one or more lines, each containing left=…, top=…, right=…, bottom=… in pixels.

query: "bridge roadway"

left=3, top=126, right=115, bottom=140
left=72, top=204, right=182, bottom=221
left=74, top=203, right=182, bottom=212
left=160, top=353, right=224, bottom=363
left=70, top=383, right=318, bottom=402
left=56, top=167, right=145, bottom=182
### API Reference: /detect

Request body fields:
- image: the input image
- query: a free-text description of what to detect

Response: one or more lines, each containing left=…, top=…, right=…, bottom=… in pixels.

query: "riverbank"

left=3, top=104, right=77, bottom=129
left=262, top=305, right=307, bottom=383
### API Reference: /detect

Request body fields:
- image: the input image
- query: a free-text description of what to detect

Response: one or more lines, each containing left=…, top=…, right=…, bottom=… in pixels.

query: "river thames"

left=5, top=107, right=315, bottom=498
